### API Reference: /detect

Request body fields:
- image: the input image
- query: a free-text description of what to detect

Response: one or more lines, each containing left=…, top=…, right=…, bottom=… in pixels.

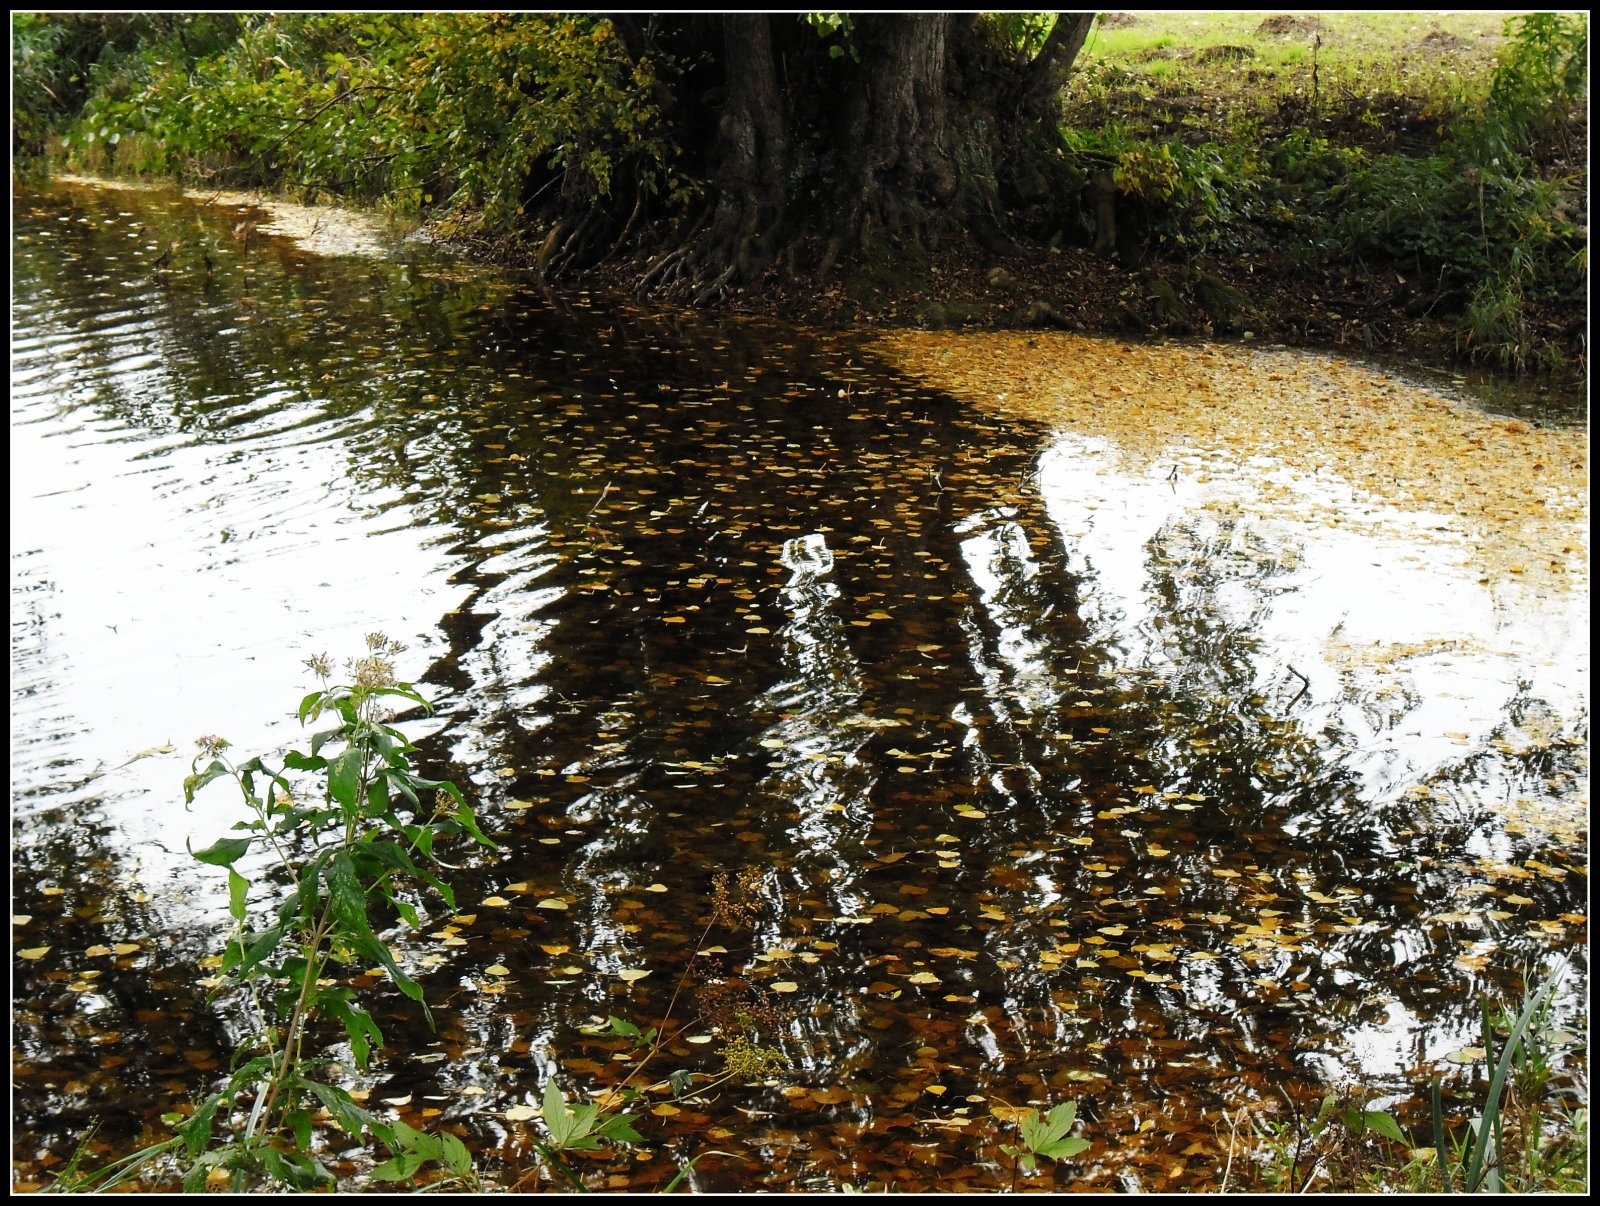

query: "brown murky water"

left=11, top=179, right=1587, bottom=1192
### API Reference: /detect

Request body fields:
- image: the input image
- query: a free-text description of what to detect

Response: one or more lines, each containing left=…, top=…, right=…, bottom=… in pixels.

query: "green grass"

left=1075, top=11, right=1515, bottom=127
left=1060, top=11, right=1585, bottom=377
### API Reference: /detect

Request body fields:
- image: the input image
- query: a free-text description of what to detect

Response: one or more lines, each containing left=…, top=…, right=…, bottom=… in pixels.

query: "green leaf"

left=1363, top=1110, right=1407, bottom=1144
left=282, top=749, right=327, bottom=772
left=315, top=990, right=385, bottom=1069
left=222, top=922, right=273, bottom=975
left=261, top=1144, right=332, bottom=1189
left=389, top=773, right=420, bottom=809
left=409, top=863, right=454, bottom=911
left=378, top=682, right=432, bottom=712
left=448, top=800, right=496, bottom=848
left=189, top=834, right=252, bottom=867
left=1018, top=1102, right=1088, bottom=1163
left=184, top=759, right=233, bottom=803
left=387, top=891, right=420, bottom=929
left=329, top=747, right=363, bottom=811
left=402, top=821, right=435, bottom=861
left=439, top=1131, right=473, bottom=1176
left=227, top=868, right=249, bottom=921
left=175, top=1091, right=224, bottom=1157
left=390, top=1119, right=441, bottom=1160
left=541, top=1080, right=601, bottom=1150
left=181, top=1148, right=230, bottom=1193
left=369, top=1152, right=425, bottom=1181
left=285, top=1108, right=313, bottom=1153
left=365, top=771, right=392, bottom=817
left=309, top=726, right=345, bottom=757
left=303, top=1079, right=382, bottom=1140
left=1020, top=1100, right=1076, bottom=1150
left=541, top=1080, right=574, bottom=1147
left=352, top=838, right=418, bottom=877
left=596, top=1112, right=643, bottom=1144
left=1037, top=1135, right=1091, bottom=1160
left=325, top=852, right=424, bottom=1004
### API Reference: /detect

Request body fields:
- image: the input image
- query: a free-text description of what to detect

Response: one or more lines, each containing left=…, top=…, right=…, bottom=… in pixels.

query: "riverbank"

left=439, top=211, right=1588, bottom=424
left=21, top=14, right=1584, bottom=399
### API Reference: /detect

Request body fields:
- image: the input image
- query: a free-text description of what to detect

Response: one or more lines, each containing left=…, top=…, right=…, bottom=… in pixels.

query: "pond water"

left=11, top=179, right=1588, bottom=1192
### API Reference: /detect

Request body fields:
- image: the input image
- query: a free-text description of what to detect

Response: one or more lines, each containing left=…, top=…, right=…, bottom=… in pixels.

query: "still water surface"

left=12, top=180, right=1587, bottom=1191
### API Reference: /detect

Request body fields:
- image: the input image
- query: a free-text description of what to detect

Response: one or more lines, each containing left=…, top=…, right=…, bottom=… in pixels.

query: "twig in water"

left=583, top=480, right=614, bottom=529
left=1286, top=664, right=1311, bottom=709
left=1220, top=1104, right=1248, bottom=1193
left=1277, top=1082, right=1305, bottom=1193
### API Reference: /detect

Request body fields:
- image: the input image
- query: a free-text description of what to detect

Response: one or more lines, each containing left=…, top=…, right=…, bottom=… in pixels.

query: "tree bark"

left=832, top=15, right=957, bottom=261
left=701, top=14, right=787, bottom=293
left=591, top=13, right=1102, bottom=296
left=1015, top=12, right=1096, bottom=115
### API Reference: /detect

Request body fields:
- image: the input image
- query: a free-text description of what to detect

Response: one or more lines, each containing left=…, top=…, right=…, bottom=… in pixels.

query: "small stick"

left=1286, top=664, right=1310, bottom=709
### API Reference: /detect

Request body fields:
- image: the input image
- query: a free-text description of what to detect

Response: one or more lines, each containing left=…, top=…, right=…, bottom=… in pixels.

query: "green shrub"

left=1477, top=12, right=1587, bottom=164
left=1065, top=128, right=1267, bottom=253
left=63, top=14, right=685, bottom=229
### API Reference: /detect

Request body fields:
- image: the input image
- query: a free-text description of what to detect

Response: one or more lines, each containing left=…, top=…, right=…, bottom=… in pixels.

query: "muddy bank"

left=444, top=223, right=1588, bottom=410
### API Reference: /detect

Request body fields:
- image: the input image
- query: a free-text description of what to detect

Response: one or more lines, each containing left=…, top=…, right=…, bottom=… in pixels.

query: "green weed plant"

left=55, top=635, right=496, bottom=1191
left=1000, top=1101, right=1091, bottom=1187
left=1244, top=962, right=1584, bottom=1194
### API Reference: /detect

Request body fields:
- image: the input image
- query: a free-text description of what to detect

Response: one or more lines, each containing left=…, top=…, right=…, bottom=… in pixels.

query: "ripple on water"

left=12, top=179, right=1587, bottom=1193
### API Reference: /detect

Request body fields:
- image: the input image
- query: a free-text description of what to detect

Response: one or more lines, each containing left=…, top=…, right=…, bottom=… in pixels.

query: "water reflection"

left=12, top=180, right=1586, bottom=1192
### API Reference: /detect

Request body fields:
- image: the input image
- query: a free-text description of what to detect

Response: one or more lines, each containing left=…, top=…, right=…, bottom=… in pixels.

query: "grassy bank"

left=1056, top=11, right=1586, bottom=375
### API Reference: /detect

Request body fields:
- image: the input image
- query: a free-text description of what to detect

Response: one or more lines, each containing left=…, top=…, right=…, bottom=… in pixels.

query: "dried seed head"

left=710, top=866, right=766, bottom=930
left=347, top=654, right=396, bottom=691
left=721, top=1034, right=786, bottom=1081
left=698, top=978, right=789, bottom=1037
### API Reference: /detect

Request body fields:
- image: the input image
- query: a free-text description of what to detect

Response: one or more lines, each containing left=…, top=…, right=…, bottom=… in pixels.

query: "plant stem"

left=247, top=905, right=335, bottom=1142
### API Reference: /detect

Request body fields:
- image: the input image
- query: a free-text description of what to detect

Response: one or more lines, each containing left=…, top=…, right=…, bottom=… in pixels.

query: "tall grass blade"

left=1431, top=1077, right=1454, bottom=1193
left=1464, top=965, right=1565, bottom=1191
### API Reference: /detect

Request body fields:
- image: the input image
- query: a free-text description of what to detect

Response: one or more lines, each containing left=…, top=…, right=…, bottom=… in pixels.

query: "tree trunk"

left=1013, top=12, right=1096, bottom=117
left=599, top=13, right=1099, bottom=297
left=701, top=14, right=787, bottom=295
left=828, top=15, right=957, bottom=268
